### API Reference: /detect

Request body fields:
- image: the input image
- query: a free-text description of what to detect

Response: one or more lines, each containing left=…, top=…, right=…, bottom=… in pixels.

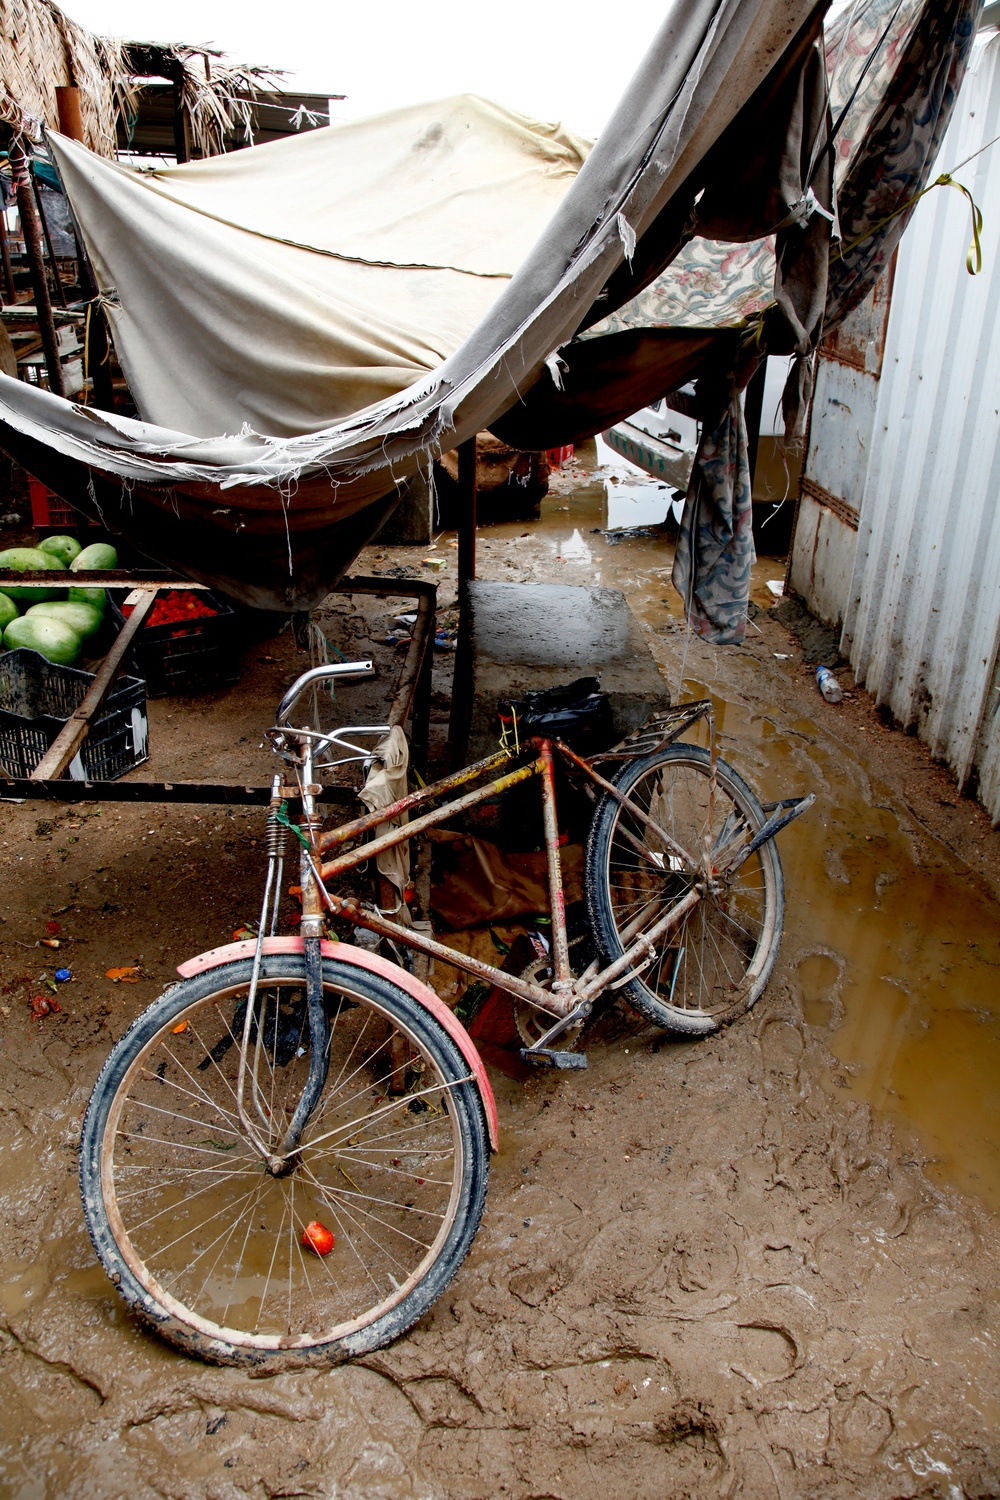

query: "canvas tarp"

left=0, top=0, right=834, bottom=608
left=1, top=0, right=979, bottom=629
left=46, top=97, right=591, bottom=439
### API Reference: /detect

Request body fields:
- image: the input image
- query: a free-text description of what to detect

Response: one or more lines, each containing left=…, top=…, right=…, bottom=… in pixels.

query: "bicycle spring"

left=264, top=808, right=290, bottom=859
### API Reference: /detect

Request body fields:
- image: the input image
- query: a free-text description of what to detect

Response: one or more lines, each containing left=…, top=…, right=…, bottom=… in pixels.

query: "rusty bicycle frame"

left=251, top=662, right=813, bottom=1086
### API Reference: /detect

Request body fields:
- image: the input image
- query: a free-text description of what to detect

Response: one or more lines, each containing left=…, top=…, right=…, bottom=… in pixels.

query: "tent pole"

left=55, top=87, right=85, bottom=142
left=457, top=436, right=477, bottom=587
left=171, top=63, right=191, bottom=163
left=31, top=173, right=68, bottom=310
left=55, top=87, right=116, bottom=411
left=0, top=210, right=15, bottom=304
left=9, top=140, right=64, bottom=398
left=744, top=359, right=767, bottom=492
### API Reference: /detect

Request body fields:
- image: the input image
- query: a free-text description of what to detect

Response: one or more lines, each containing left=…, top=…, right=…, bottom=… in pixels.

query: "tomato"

left=122, top=590, right=217, bottom=630
left=302, top=1220, right=334, bottom=1256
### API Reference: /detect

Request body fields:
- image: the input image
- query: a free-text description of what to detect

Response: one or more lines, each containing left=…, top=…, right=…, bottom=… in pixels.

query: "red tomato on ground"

left=302, top=1220, right=334, bottom=1256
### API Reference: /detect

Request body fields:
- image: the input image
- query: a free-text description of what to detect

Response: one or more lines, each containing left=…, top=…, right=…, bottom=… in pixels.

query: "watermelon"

left=0, top=547, right=67, bottom=601
left=68, top=584, right=107, bottom=612
left=25, top=600, right=104, bottom=639
left=0, top=588, right=18, bottom=630
left=38, top=534, right=83, bottom=566
left=4, top=615, right=81, bottom=665
left=70, top=542, right=118, bottom=572
left=0, top=591, right=18, bottom=633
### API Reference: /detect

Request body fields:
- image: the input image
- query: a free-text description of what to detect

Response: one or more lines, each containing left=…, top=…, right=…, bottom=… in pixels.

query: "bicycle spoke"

left=590, top=749, right=780, bottom=1027
left=88, top=963, right=485, bottom=1358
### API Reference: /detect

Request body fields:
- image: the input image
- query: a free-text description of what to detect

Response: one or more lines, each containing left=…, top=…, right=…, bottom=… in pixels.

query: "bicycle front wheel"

left=80, top=955, right=490, bottom=1368
left=585, top=745, right=784, bottom=1035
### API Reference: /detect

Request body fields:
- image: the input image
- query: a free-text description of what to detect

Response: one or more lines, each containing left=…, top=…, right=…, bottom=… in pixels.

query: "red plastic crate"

left=28, top=478, right=78, bottom=530
left=108, top=589, right=238, bottom=697
left=545, top=445, right=575, bottom=468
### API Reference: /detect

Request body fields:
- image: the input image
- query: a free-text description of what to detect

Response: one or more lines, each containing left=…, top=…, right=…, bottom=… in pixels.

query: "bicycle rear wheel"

left=80, top=955, right=489, bottom=1368
left=585, top=744, right=784, bottom=1035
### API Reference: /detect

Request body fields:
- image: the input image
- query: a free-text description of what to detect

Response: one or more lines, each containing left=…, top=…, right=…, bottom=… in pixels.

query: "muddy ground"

left=1, top=445, right=998, bottom=1499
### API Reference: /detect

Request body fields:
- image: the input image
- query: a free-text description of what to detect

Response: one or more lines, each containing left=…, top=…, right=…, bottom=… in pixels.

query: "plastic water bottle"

left=816, top=665, right=842, bottom=704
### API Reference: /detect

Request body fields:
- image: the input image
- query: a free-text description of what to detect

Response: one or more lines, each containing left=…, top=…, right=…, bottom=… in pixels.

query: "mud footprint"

left=795, top=949, right=845, bottom=1029
left=759, top=1017, right=805, bottom=1084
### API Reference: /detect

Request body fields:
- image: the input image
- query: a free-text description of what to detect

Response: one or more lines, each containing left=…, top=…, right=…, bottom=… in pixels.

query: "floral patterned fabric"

left=825, top=0, right=925, bottom=180
left=582, top=0, right=929, bottom=344
left=583, top=238, right=777, bottom=337
left=646, top=0, right=980, bottom=643
left=671, top=395, right=755, bottom=644
left=826, top=0, right=982, bottom=326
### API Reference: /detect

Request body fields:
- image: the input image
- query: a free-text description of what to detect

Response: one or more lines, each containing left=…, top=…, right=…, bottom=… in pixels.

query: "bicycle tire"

left=585, top=744, right=784, bottom=1035
left=80, top=954, right=490, bottom=1369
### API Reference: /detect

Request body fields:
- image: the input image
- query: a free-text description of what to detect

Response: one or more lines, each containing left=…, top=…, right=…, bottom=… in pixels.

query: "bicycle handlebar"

left=275, top=661, right=375, bottom=728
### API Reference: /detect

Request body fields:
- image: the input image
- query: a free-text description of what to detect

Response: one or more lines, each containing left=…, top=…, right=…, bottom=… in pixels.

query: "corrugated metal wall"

left=841, top=32, right=1000, bottom=821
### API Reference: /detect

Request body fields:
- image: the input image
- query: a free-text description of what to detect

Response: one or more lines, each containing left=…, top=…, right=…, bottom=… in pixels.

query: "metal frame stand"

left=0, top=570, right=437, bottom=805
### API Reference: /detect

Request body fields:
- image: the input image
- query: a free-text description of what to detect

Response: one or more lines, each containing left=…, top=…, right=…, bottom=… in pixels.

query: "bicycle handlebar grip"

left=276, top=661, right=375, bottom=726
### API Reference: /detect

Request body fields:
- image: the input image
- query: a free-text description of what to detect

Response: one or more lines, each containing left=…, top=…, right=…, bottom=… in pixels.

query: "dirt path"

left=1, top=458, right=998, bottom=1498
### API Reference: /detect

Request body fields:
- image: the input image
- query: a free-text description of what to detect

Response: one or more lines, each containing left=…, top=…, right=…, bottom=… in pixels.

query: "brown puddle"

left=671, top=689, right=1000, bottom=1215
left=482, top=442, right=1000, bottom=1216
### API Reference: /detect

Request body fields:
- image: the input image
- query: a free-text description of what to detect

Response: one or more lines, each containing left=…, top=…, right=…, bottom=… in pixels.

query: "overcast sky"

left=57, top=0, right=671, bottom=139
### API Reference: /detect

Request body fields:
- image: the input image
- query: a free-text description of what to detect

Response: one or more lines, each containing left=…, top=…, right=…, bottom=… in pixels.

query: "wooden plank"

left=30, top=588, right=158, bottom=781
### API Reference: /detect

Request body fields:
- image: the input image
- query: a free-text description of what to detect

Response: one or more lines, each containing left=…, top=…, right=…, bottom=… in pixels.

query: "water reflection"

left=685, top=685, right=1000, bottom=1213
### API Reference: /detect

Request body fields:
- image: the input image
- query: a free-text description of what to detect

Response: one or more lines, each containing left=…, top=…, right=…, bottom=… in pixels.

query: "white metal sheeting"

left=842, top=32, right=1000, bottom=821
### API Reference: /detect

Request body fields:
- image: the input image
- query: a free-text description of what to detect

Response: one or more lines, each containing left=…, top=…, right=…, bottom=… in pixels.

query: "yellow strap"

left=938, top=174, right=984, bottom=275
left=834, top=172, right=983, bottom=275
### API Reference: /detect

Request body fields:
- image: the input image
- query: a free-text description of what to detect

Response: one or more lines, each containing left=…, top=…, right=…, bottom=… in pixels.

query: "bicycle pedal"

left=519, top=1047, right=588, bottom=1070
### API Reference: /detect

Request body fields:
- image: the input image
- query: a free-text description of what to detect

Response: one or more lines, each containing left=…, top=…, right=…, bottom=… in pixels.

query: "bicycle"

left=79, top=661, right=813, bottom=1369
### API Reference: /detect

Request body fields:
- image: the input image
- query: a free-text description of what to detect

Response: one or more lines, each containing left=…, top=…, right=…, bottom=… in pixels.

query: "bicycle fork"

left=235, top=762, right=332, bottom=1175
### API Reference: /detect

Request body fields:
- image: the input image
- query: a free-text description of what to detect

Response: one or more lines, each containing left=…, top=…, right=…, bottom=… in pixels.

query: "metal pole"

left=9, top=140, right=64, bottom=398
left=457, top=436, right=477, bottom=587
left=744, top=358, right=767, bottom=493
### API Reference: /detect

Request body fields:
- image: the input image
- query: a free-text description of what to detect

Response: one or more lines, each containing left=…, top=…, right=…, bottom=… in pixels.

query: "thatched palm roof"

left=0, top=0, right=123, bottom=152
left=1, top=0, right=285, bottom=156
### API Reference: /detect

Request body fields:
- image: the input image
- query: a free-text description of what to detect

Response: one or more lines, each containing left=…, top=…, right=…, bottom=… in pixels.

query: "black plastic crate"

left=0, top=649, right=148, bottom=781
left=108, top=589, right=238, bottom=697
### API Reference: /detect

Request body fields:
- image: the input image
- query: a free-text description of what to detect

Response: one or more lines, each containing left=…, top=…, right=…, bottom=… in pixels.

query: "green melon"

left=4, top=614, right=81, bottom=665
left=25, top=600, right=104, bottom=639
left=70, top=542, right=118, bottom=573
left=68, top=584, right=107, bottom=612
left=0, top=591, right=18, bottom=633
left=38, top=534, right=83, bottom=566
left=0, top=547, right=67, bottom=602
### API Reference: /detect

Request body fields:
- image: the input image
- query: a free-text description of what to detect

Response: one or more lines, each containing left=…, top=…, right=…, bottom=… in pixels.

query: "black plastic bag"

left=498, top=676, right=614, bottom=752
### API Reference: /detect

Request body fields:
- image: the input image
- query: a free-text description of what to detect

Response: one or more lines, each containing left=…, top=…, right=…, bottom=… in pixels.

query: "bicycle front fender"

left=177, top=937, right=499, bottom=1152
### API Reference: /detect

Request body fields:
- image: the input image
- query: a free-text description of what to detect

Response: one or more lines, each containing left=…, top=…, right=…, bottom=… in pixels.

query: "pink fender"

left=177, top=937, right=499, bottom=1151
